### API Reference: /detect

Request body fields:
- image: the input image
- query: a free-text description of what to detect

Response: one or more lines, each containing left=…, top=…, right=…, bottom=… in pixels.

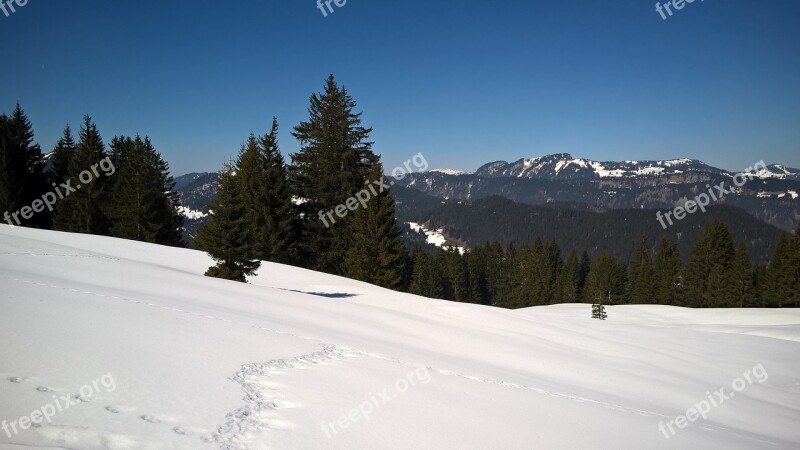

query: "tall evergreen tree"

left=554, top=250, right=581, bottom=303
left=106, top=136, right=183, bottom=246
left=584, top=252, right=626, bottom=305
left=52, top=115, right=110, bottom=234
left=49, top=125, right=77, bottom=190
left=763, top=231, right=796, bottom=307
left=653, top=236, right=683, bottom=305
left=0, top=103, right=49, bottom=228
left=684, top=220, right=737, bottom=307
left=291, top=75, right=378, bottom=273
left=627, top=235, right=655, bottom=304
left=731, top=241, right=756, bottom=307
left=194, top=165, right=260, bottom=282
left=409, top=249, right=444, bottom=298
left=344, top=163, right=407, bottom=289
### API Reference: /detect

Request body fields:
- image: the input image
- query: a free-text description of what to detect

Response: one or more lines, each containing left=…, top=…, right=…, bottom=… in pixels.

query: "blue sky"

left=1, top=0, right=798, bottom=175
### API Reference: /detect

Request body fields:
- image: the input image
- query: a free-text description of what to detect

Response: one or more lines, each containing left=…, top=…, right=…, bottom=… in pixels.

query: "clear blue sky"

left=1, top=0, right=798, bottom=175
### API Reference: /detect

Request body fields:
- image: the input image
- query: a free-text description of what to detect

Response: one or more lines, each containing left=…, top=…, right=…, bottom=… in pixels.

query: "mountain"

left=174, top=172, right=218, bottom=244
left=397, top=153, right=800, bottom=231
left=2, top=226, right=799, bottom=449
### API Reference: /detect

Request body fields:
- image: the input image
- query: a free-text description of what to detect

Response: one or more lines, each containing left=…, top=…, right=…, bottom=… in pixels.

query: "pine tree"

left=237, top=118, right=299, bottom=264
left=554, top=250, right=581, bottom=303
left=592, top=303, right=607, bottom=320
left=0, top=103, right=49, bottom=228
left=684, top=220, right=737, bottom=307
left=584, top=253, right=626, bottom=305
left=731, top=241, right=756, bottom=307
left=344, top=163, right=407, bottom=289
left=194, top=165, right=260, bottom=282
left=49, top=125, right=77, bottom=189
left=763, top=232, right=795, bottom=307
left=52, top=115, right=110, bottom=234
left=653, top=236, right=683, bottom=305
left=627, top=235, right=655, bottom=304
left=291, top=75, right=378, bottom=273
left=409, top=249, right=444, bottom=298
left=106, top=136, right=183, bottom=246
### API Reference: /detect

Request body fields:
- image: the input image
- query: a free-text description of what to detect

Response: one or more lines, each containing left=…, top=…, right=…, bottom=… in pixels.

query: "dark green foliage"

left=49, top=125, right=77, bottom=189
left=731, top=241, right=756, bottom=307
left=762, top=229, right=800, bottom=307
left=627, top=235, right=655, bottom=304
left=684, top=220, right=737, bottom=307
left=653, top=236, right=683, bottom=305
left=554, top=250, right=581, bottom=303
left=592, top=303, right=607, bottom=320
left=409, top=248, right=444, bottom=298
left=105, top=135, right=184, bottom=246
left=584, top=253, right=627, bottom=305
left=194, top=167, right=260, bottom=282
left=52, top=115, right=110, bottom=234
left=237, top=119, right=299, bottom=265
left=290, top=75, right=378, bottom=273
left=344, top=163, right=407, bottom=289
left=0, top=103, right=50, bottom=228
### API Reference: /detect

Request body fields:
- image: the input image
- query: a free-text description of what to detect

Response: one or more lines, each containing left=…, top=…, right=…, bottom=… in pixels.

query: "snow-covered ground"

left=1, top=225, right=799, bottom=449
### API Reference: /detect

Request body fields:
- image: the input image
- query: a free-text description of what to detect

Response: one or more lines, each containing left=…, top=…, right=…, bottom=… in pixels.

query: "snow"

left=430, top=169, right=466, bottom=176
left=177, top=206, right=208, bottom=220
left=1, top=226, right=800, bottom=449
left=788, top=190, right=798, bottom=199
left=407, top=222, right=466, bottom=254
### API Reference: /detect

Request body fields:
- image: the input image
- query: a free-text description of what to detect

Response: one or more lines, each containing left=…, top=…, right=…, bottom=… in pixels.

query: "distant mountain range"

left=174, top=154, right=800, bottom=256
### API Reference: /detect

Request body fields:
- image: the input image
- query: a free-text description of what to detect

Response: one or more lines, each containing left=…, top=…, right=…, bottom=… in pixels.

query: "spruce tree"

left=731, top=241, right=756, bottom=307
left=764, top=232, right=796, bottom=307
left=554, top=250, right=581, bottom=303
left=49, top=125, right=77, bottom=190
left=684, top=220, right=737, bottom=307
left=344, top=163, right=407, bottom=289
left=584, top=253, right=626, bottom=305
left=194, top=165, right=260, bottom=282
left=627, top=235, right=655, bottom=304
left=653, top=236, right=683, bottom=305
left=409, top=249, right=444, bottom=298
left=52, top=115, right=110, bottom=234
left=0, top=103, right=49, bottom=228
left=291, top=75, right=378, bottom=273
left=106, top=136, right=183, bottom=246
left=592, top=303, right=607, bottom=320
left=240, top=118, right=300, bottom=264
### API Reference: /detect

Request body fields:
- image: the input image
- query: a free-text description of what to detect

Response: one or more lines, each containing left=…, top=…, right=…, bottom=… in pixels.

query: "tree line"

left=0, top=103, right=183, bottom=246
left=408, top=220, right=800, bottom=308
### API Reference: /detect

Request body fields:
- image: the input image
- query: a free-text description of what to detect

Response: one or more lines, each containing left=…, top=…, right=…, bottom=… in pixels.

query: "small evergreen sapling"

left=592, top=303, right=607, bottom=320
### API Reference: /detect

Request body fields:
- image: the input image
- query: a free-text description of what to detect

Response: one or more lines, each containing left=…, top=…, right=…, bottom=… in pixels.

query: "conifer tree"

left=653, top=236, right=683, bottom=305
left=344, top=163, right=407, bottom=289
left=409, top=249, right=444, bottom=298
left=52, top=115, right=110, bottom=234
left=627, top=235, right=655, bottom=304
left=592, top=303, right=607, bottom=320
left=291, top=75, right=378, bottom=273
left=764, top=232, right=796, bottom=307
left=0, top=103, right=49, bottom=228
left=194, top=165, right=260, bottom=282
left=584, top=253, right=626, bottom=305
left=684, top=220, right=737, bottom=307
left=49, top=125, right=77, bottom=189
left=554, top=250, right=581, bottom=303
left=731, top=241, right=756, bottom=307
left=106, top=136, right=183, bottom=246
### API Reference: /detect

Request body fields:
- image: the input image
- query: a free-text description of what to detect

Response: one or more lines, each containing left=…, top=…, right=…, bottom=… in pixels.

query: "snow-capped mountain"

left=476, top=153, right=731, bottom=180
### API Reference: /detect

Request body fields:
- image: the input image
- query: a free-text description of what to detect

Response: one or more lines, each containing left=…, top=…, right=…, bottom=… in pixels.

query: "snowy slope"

left=1, top=226, right=799, bottom=449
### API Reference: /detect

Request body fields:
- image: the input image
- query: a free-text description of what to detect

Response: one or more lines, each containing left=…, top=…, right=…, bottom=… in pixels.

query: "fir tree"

left=409, top=249, right=444, bottom=298
left=684, top=220, right=737, bottom=307
left=344, top=163, right=407, bottom=289
left=763, top=231, right=796, bottom=307
left=554, top=250, right=581, bottom=303
left=627, top=235, right=655, bottom=304
left=584, top=252, right=626, bottom=305
left=731, top=241, right=756, bottom=307
left=653, top=236, right=683, bottom=305
left=592, top=303, right=607, bottom=320
left=194, top=165, right=260, bottom=282
left=291, top=75, right=378, bottom=273
left=0, top=103, right=49, bottom=228
left=49, top=125, right=77, bottom=189
left=52, top=115, right=110, bottom=234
